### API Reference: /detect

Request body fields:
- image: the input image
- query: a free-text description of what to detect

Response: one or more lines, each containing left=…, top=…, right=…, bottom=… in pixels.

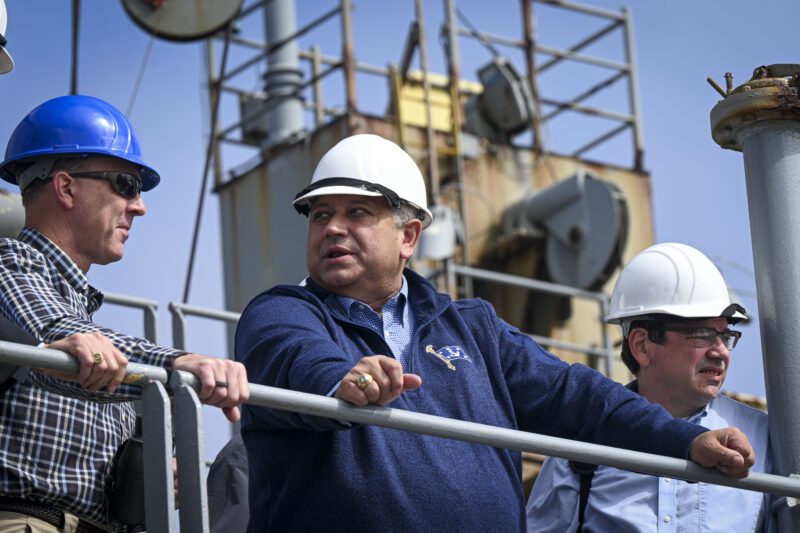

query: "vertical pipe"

left=263, top=0, right=304, bottom=146
left=205, top=39, right=224, bottom=188
left=443, top=0, right=472, bottom=297
left=340, top=0, right=357, bottom=115
left=736, top=120, right=800, bottom=530
left=521, top=0, right=544, bottom=152
left=415, top=0, right=440, bottom=202
left=622, top=7, right=644, bottom=171
left=311, top=45, right=325, bottom=128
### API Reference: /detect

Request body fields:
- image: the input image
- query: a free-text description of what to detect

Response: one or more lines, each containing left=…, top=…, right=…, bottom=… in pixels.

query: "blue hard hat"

left=0, top=95, right=160, bottom=191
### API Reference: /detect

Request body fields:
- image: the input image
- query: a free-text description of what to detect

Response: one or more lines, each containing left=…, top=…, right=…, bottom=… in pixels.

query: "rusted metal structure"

left=205, top=1, right=654, bottom=492
left=711, top=63, right=800, bottom=531
left=207, top=1, right=651, bottom=382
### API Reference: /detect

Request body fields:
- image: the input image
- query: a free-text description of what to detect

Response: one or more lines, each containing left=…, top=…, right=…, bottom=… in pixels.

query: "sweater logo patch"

left=425, top=345, right=472, bottom=371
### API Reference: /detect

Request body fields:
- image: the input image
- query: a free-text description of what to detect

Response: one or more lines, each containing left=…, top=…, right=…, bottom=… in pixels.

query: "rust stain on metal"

left=711, top=64, right=800, bottom=151
left=122, top=373, right=147, bottom=385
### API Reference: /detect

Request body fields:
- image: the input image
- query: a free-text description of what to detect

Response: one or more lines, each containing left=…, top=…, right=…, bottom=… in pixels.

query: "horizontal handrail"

left=169, top=302, right=241, bottom=324
left=102, top=292, right=160, bottom=344
left=450, top=263, right=614, bottom=375
left=0, top=340, right=168, bottom=385
left=178, top=375, right=800, bottom=499
left=451, top=264, right=607, bottom=302
left=2, top=340, right=796, bottom=499
left=103, top=292, right=159, bottom=309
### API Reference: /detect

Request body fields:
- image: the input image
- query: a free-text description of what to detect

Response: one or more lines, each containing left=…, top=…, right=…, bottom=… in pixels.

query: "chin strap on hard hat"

left=293, top=177, right=403, bottom=215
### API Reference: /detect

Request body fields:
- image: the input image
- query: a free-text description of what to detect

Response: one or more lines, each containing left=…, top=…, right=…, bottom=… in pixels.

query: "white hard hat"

left=606, top=242, right=746, bottom=324
left=293, top=134, right=433, bottom=228
left=0, top=0, right=12, bottom=74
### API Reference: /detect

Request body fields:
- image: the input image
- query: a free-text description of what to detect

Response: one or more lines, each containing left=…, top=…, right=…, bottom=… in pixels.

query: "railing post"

left=170, top=372, right=210, bottom=533
left=102, top=293, right=160, bottom=344
left=141, top=381, right=176, bottom=533
left=169, top=303, right=188, bottom=352
left=599, top=295, right=613, bottom=377
left=143, top=303, right=159, bottom=344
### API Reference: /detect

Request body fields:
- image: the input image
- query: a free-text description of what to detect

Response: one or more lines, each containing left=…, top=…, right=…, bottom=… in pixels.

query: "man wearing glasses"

left=0, top=95, right=249, bottom=532
left=527, top=242, right=771, bottom=532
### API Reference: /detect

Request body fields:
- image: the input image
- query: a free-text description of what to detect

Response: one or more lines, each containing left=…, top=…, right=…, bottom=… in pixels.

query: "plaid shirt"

left=0, top=227, right=184, bottom=525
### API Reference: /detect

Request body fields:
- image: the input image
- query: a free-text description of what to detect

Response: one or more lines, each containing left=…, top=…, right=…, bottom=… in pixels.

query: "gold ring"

left=92, top=352, right=104, bottom=365
left=215, top=380, right=228, bottom=388
left=356, top=373, right=374, bottom=390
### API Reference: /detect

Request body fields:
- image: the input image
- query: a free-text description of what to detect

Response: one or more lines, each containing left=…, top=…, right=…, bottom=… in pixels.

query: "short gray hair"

left=393, top=202, right=420, bottom=228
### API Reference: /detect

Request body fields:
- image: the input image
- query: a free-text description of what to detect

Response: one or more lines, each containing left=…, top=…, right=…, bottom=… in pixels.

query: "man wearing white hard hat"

left=527, top=243, right=772, bottom=532
left=0, top=0, right=13, bottom=74
left=236, top=136, right=756, bottom=532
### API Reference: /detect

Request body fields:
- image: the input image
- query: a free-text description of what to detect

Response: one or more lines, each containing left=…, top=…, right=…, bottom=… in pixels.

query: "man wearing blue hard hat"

left=0, top=94, right=249, bottom=532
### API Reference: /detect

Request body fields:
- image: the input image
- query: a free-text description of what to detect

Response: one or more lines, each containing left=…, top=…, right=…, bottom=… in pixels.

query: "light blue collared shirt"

left=334, top=275, right=415, bottom=369
left=526, top=393, right=772, bottom=532
left=324, top=276, right=415, bottom=399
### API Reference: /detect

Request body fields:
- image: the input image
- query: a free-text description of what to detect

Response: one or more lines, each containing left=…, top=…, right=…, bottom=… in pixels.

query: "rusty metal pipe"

left=710, top=64, right=800, bottom=531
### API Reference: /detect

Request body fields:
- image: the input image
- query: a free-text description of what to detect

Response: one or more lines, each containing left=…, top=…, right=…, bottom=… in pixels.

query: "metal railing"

left=169, top=302, right=241, bottom=354
left=450, top=264, right=615, bottom=376
left=1, top=340, right=798, bottom=533
left=166, top=271, right=614, bottom=380
left=103, top=292, right=159, bottom=344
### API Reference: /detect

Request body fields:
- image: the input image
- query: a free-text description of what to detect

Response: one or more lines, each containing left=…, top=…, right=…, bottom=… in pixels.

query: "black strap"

left=293, top=177, right=402, bottom=214
left=0, top=374, right=16, bottom=394
left=569, top=461, right=598, bottom=532
left=0, top=315, right=38, bottom=394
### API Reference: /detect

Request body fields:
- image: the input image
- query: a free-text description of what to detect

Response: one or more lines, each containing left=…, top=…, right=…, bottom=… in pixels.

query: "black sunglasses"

left=69, top=171, right=143, bottom=199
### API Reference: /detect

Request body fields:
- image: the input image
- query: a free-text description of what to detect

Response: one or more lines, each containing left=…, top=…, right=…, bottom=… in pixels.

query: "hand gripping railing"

left=0, top=341, right=206, bottom=533
left=1, top=340, right=799, bottom=533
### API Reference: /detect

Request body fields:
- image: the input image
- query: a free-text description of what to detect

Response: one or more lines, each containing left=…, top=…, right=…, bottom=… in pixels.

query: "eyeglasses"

left=69, top=171, right=143, bottom=199
left=662, top=326, right=742, bottom=350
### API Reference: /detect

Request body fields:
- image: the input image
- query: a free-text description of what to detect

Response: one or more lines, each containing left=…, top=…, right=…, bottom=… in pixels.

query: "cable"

left=455, top=7, right=500, bottom=59
left=127, top=35, right=157, bottom=117
left=70, top=0, right=80, bottom=95
left=182, top=24, right=234, bottom=303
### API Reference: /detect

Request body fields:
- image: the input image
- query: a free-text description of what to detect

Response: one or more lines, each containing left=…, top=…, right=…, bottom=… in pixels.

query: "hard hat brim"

left=0, top=151, right=160, bottom=192
left=0, top=47, right=13, bottom=74
left=293, top=184, right=433, bottom=228
left=606, top=303, right=748, bottom=324
left=293, top=184, right=384, bottom=207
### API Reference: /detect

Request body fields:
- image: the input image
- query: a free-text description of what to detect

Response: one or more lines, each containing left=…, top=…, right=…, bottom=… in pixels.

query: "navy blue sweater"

left=236, top=270, right=706, bottom=532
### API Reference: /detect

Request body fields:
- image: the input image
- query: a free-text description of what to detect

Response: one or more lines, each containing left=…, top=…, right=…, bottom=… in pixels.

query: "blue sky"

left=1, top=0, right=794, bottom=456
